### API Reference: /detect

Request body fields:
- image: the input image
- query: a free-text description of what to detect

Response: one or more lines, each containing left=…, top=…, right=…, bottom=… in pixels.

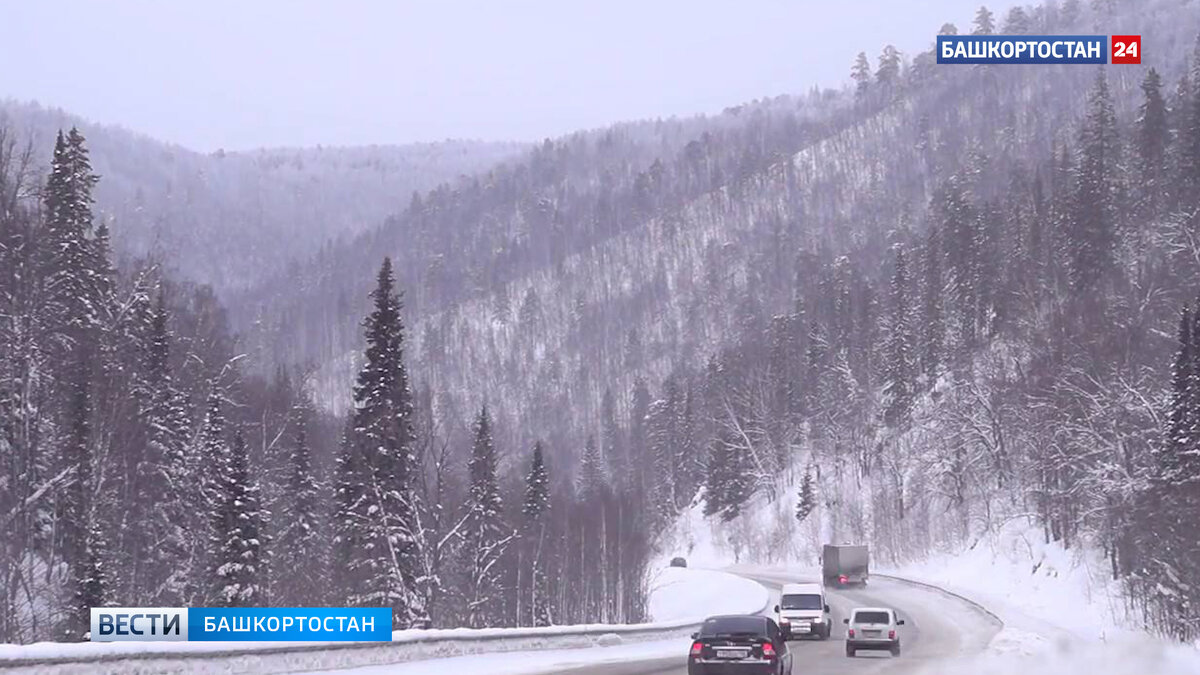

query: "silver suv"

left=843, top=607, right=904, bottom=657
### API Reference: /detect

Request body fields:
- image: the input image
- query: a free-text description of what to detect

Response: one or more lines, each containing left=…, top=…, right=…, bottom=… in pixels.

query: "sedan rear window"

left=700, top=616, right=767, bottom=636
left=852, top=610, right=890, bottom=624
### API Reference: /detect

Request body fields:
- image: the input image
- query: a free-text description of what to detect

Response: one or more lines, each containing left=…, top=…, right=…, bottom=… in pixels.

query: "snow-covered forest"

left=3, top=0, right=1200, bottom=647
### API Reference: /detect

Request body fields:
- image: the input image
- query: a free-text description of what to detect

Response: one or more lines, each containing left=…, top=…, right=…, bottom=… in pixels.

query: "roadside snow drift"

left=646, top=566, right=770, bottom=622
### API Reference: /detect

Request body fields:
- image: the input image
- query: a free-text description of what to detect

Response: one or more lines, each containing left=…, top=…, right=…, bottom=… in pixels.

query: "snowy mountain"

left=0, top=100, right=525, bottom=291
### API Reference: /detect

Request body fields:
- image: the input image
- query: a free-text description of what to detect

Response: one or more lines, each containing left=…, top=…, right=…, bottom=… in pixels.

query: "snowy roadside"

left=0, top=568, right=768, bottom=675
left=304, top=566, right=770, bottom=675
left=881, top=520, right=1200, bottom=675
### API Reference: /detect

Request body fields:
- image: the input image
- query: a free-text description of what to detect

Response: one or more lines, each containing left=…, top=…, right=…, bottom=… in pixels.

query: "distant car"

left=843, top=607, right=904, bottom=657
left=774, top=582, right=831, bottom=640
left=688, top=614, right=793, bottom=675
left=670, top=556, right=688, bottom=568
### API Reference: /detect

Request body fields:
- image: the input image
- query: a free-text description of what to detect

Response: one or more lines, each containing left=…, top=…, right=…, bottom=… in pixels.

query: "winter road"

left=549, top=572, right=1003, bottom=675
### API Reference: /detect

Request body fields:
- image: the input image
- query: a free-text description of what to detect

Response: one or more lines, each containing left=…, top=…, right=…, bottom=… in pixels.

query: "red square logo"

left=1112, top=35, right=1141, bottom=64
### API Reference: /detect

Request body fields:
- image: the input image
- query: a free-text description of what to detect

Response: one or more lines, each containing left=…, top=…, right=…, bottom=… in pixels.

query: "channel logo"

left=91, top=608, right=188, bottom=642
left=936, top=34, right=1140, bottom=65
left=90, top=607, right=393, bottom=642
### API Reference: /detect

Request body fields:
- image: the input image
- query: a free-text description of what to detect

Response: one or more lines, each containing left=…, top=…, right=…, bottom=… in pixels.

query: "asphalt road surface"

left=553, top=572, right=1002, bottom=675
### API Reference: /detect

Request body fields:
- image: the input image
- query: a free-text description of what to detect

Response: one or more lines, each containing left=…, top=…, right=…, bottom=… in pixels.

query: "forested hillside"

left=239, top=0, right=1200, bottom=639
left=0, top=100, right=524, bottom=291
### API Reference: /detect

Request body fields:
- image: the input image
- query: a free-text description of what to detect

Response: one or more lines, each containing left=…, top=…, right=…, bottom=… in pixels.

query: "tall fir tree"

left=136, top=290, right=194, bottom=605
left=337, top=257, right=423, bottom=626
left=332, top=418, right=366, bottom=606
left=464, top=405, right=510, bottom=628
left=72, top=522, right=109, bottom=639
left=876, top=45, right=901, bottom=87
left=208, top=430, right=267, bottom=607
left=627, top=379, right=651, bottom=492
left=577, top=435, right=608, bottom=501
left=522, top=441, right=551, bottom=627
left=972, top=6, right=995, bottom=34
left=198, top=390, right=228, bottom=512
left=1185, top=36, right=1200, bottom=207
left=851, top=52, right=872, bottom=98
left=600, top=388, right=624, bottom=479
left=522, top=441, right=550, bottom=521
left=272, top=397, right=326, bottom=606
left=61, top=355, right=101, bottom=639
left=647, top=381, right=680, bottom=518
left=41, top=129, right=101, bottom=342
left=1136, top=68, right=1170, bottom=213
left=1070, top=72, right=1120, bottom=294
left=795, top=468, right=817, bottom=524
left=883, top=245, right=915, bottom=428
left=919, top=226, right=944, bottom=381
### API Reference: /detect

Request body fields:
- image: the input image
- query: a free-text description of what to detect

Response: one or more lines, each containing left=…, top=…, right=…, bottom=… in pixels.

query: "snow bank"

left=310, top=567, right=769, bottom=674
left=882, top=519, right=1200, bottom=674
left=307, top=638, right=690, bottom=675
left=0, top=569, right=769, bottom=674
left=646, top=566, right=770, bottom=622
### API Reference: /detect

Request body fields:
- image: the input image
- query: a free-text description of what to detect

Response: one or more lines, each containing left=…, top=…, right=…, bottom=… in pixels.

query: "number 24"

left=1115, top=41, right=1138, bottom=58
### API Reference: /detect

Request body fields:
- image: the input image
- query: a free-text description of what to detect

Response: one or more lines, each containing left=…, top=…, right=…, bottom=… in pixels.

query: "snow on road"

left=305, top=566, right=767, bottom=674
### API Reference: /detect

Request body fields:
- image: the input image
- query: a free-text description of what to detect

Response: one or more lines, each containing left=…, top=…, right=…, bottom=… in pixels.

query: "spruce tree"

left=600, top=389, right=624, bottom=479
left=465, top=405, right=510, bottom=628
left=1003, top=7, right=1031, bottom=34
left=883, top=245, right=914, bottom=428
left=972, top=6, right=995, bottom=35
left=876, top=46, right=901, bottom=88
left=339, top=257, right=423, bottom=626
left=522, top=441, right=550, bottom=521
left=1136, top=68, right=1170, bottom=212
left=795, top=468, right=817, bottom=524
left=919, top=226, right=944, bottom=382
left=332, top=419, right=366, bottom=605
left=647, top=384, right=679, bottom=518
left=1070, top=72, right=1120, bottom=294
left=61, top=357, right=99, bottom=639
left=209, top=430, right=267, bottom=607
left=136, top=290, right=194, bottom=605
left=851, top=52, right=872, bottom=97
left=41, top=128, right=102, bottom=347
left=628, top=379, right=651, bottom=490
left=675, top=387, right=699, bottom=508
left=198, top=390, right=228, bottom=509
left=1184, top=36, right=1200, bottom=207
left=577, top=435, right=608, bottom=501
left=73, top=522, right=108, bottom=640
left=522, top=441, right=551, bottom=627
left=273, top=398, right=326, bottom=606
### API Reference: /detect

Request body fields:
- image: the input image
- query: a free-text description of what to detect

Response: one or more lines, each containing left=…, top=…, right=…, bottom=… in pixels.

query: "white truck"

left=822, top=543, right=869, bottom=587
left=774, top=582, right=832, bottom=640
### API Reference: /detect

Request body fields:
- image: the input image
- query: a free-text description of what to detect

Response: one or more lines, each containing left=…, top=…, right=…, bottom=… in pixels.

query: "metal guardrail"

left=0, top=586, right=772, bottom=674
left=0, top=622, right=693, bottom=674
left=872, top=573, right=1005, bottom=628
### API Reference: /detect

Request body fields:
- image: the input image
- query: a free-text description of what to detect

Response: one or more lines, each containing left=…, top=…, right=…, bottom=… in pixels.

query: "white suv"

left=774, top=582, right=832, bottom=639
left=843, top=607, right=904, bottom=657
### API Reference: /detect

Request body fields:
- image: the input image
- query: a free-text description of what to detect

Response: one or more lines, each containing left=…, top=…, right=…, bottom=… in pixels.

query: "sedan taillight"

left=762, top=642, right=776, bottom=658
left=690, top=641, right=703, bottom=657
left=848, top=628, right=855, bottom=638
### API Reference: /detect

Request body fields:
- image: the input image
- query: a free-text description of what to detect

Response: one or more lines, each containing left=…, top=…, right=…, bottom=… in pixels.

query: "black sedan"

left=687, top=615, right=793, bottom=675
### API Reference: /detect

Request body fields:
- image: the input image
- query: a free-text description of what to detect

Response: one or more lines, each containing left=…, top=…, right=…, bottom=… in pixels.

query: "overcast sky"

left=1, top=1, right=1016, bottom=151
